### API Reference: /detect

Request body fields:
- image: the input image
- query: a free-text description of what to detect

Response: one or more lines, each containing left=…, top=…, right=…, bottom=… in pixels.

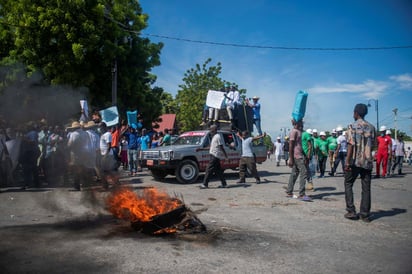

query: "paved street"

left=0, top=160, right=411, bottom=273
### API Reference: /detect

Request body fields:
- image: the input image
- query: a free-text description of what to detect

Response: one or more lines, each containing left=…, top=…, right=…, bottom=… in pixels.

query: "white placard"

left=206, top=90, right=226, bottom=109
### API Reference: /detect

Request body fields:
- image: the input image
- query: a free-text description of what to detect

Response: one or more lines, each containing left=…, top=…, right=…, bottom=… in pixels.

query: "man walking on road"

left=344, top=103, right=376, bottom=222
left=200, top=125, right=228, bottom=189
left=285, top=119, right=311, bottom=201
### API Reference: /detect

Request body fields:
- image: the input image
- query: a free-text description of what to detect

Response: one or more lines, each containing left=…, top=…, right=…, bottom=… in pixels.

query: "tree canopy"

left=0, top=0, right=164, bottom=127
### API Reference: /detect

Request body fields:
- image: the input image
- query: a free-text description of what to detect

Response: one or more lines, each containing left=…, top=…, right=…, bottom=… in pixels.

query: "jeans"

left=392, top=156, right=404, bottom=173
left=128, top=149, right=138, bottom=172
left=287, top=158, right=307, bottom=196
left=333, top=152, right=347, bottom=174
left=253, top=119, right=262, bottom=136
left=344, top=165, right=371, bottom=217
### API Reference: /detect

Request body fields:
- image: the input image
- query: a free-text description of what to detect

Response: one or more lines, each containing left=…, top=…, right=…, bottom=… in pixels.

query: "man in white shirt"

left=200, top=125, right=228, bottom=189
left=225, top=85, right=240, bottom=130
left=236, top=130, right=266, bottom=184
left=66, top=121, right=90, bottom=190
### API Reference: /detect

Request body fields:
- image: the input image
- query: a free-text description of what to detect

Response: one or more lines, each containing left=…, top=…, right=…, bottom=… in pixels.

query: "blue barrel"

left=291, top=90, right=308, bottom=122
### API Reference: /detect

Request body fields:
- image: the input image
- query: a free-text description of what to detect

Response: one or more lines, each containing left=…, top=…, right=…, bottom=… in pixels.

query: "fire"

left=106, top=187, right=183, bottom=223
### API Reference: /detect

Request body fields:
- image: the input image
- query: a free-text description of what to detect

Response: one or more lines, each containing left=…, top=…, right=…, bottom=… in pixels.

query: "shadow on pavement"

left=370, top=208, right=407, bottom=221
left=309, top=191, right=344, bottom=200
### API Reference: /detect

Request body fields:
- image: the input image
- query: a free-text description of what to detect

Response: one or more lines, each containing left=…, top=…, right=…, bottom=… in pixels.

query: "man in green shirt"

left=317, top=131, right=329, bottom=177
left=302, top=128, right=314, bottom=190
left=327, top=129, right=338, bottom=175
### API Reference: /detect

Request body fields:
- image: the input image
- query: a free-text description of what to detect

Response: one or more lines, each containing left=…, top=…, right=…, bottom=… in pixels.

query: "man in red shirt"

left=375, top=125, right=392, bottom=178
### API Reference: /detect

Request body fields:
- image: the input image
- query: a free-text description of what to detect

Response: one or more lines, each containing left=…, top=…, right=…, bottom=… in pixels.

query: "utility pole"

left=112, top=57, right=117, bottom=106
left=393, top=108, right=398, bottom=139
left=367, top=99, right=379, bottom=131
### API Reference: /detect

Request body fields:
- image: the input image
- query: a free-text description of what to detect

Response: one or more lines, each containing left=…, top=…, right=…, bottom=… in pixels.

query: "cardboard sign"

left=100, top=106, right=119, bottom=127
left=206, top=90, right=226, bottom=109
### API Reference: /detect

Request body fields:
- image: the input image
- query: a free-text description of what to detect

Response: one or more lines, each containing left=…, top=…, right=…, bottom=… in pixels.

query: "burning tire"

left=150, top=169, right=168, bottom=181
left=175, top=159, right=199, bottom=184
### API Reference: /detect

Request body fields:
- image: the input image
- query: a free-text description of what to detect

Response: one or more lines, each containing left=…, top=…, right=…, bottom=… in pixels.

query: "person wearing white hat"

left=274, top=136, right=283, bottom=167
left=329, top=126, right=348, bottom=176
left=317, top=131, right=329, bottom=177
left=66, top=121, right=90, bottom=190
left=302, top=128, right=314, bottom=190
left=327, top=129, right=338, bottom=174
left=375, top=125, right=392, bottom=178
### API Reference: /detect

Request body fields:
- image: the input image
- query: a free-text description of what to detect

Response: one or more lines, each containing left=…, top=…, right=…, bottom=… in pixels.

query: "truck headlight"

left=160, top=150, right=173, bottom=160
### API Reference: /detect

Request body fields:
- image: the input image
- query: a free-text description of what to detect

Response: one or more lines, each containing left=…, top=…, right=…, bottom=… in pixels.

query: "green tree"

left=0, top=0, right=164, bottom=126
left=175, top=58, right=225, bottom=132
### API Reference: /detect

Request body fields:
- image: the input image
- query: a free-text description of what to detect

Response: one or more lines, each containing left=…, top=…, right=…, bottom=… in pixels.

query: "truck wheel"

left=150, top=169, right=168, bottom=181
left=175, top=159, right=199, bottom=184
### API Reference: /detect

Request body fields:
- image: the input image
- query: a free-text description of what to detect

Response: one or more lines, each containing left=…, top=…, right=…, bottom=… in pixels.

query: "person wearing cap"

left=327, top=129, right=338, bottom=175
left=273, top=136, right=283, bottom=167
left=317, top=131, right=329, bottom=178
left=344, top=103, right=376, bottom=222
left=286, top=119, right=311, bottom=201
left=245, top=96, right=263, bottom=136
left=302, top=128, right=314, bottom=190
left=329, top=126, right=347, bottom=176
left=375, top=125, right=392, bottom=178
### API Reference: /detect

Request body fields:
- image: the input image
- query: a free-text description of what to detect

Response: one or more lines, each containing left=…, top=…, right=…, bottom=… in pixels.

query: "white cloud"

left=308, top=79, right=389, bottom=99
left=390, top=73, right=412, bottom=90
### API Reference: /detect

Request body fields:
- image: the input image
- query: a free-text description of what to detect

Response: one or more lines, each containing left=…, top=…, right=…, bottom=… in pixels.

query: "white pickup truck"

left=141, top=130, right=268, bottom=184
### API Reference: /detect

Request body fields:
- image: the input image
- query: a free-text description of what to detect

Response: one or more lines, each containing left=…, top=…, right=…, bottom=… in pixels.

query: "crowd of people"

left=268, top=121, right=408, bottom=184
left=0, top=114, right=174, bottom=190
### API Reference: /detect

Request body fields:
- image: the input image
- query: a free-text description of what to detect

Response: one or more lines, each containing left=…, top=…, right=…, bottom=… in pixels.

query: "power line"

left=142, top=33, right=412, bottom=51
left=3, top=18, right=412, bottom=51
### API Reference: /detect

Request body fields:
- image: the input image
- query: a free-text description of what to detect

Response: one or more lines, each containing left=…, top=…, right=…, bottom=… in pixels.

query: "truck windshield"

left=173, top=135, right=205, bottom=145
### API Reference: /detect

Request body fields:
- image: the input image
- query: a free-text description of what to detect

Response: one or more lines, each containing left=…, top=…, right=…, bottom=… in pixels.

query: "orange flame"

left=106, top=187, right=182, bottom=223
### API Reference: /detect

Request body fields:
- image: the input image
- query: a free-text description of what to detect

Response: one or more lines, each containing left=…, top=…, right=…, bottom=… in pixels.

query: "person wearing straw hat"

left=245, top=96, right=262, bottom=136
left=84, top=121, right=102, bottom=182
left=66, top=121, right=90, bottom=191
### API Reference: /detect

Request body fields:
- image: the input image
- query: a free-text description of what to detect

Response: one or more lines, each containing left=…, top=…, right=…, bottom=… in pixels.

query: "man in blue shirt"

left=246, top=96, right=262, bottom=136
left=123, top=124, right=140, bottom=176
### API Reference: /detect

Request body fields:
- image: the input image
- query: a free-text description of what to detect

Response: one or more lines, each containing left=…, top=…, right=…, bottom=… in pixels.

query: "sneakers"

left=199, top=184, right=208, bottom=189
left=306, top=182, right=314, bottom=191
left=218, top=184, right=227, bottom=188
left=256, top=179, right=261, bottom=184
left=298, top=195, right=312, bottom=202
left=344, top=212, right=359, bottom=220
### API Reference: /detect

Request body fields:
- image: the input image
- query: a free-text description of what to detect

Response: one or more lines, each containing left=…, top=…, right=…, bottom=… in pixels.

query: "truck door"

left=221, top=132, right=241, bottom=168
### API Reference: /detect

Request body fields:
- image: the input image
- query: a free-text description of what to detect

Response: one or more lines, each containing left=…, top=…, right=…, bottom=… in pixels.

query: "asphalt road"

left=0, top=160, right=411, bottom=274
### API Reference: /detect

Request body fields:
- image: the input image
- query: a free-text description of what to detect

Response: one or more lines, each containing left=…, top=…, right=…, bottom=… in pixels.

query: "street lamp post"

left=393, top=108, right=398, bottom=139
left=280, top=127, right=290, bottom=140
left=367, top=99, right=379, bottom=131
